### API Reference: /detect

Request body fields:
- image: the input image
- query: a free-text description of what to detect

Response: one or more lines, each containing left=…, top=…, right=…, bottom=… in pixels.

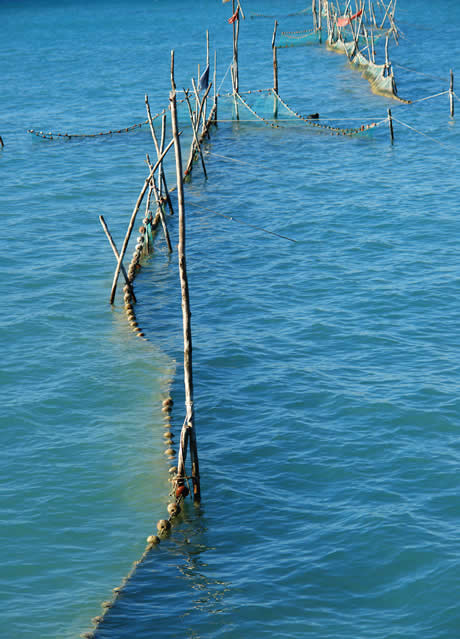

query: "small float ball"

left=162, top=397, right=173, bottom=409
left=157, top=519, right=171, bottom=535
left=169, top=466, right=177, bottom=474
left=176, top=485, right=189, bottom=499
left=163, top=431, right=173, bottom=439
left=147, top=534, right=160, bottom=545
left=164, top=448, right=176, bottom=456
left=167, top=502, right=181, bottom=517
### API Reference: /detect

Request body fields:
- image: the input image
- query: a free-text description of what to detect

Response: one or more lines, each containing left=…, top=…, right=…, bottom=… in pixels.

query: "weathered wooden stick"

left=193, top=79, right=213, bottom=138
left=170, top=50, right=200, bottom=502
left=184, top=80, right=213, bottom=177
left=384, top=34, right=390, bottom=75
left=184, top=90, right=208, bottom=178
left=213, top=49, right=218, bottom=124
left=0, top=136, right=4, bottom=148
left=109, top=136, right=176, bottom=304
left=388, top=108, right=394, bottom=143
left=146, top=156, right=173, bottom=253
left=379, top=0, right=393, bottom=29
left=272, top=20, right=278, bottom=94
left=153, top=176, right=173, bottom=253
left=450, top=69, right=454, bottom=118
left=160, top=114, right=175, bottom=216
left=318, top=0, right=322, bottom=41
left=176, top=422, right=190, bottom=483
left=99, top=215, right=137, bottom=302
left=312, top=0, right=318, bottom=31
left=145, top=95, right=173, bottom=212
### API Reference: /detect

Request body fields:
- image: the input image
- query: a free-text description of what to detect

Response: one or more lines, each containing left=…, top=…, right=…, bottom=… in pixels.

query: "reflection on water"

left=90, top=505, right=231, bottom=639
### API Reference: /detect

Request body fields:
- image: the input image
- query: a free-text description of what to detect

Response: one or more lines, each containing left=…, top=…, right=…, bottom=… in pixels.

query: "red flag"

left=337, top=8, right=362, bottom=27
left=228, top=6, right=239, bottom=23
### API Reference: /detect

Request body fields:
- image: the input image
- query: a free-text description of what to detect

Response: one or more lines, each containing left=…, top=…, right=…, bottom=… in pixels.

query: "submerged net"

left=217, top=90, right=381, bottom=137
left=277, top=29, right=322, bottom=48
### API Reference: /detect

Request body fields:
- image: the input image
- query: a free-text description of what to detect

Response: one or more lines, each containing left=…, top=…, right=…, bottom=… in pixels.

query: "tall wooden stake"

left=272, top=20, right=278, bottom=94
left=450, top=69, right=454, bottom=118
left=109, top=137, right=175, bottom=304
left=272, top=20, right=278, bottom=118
left=170, top=50, right=200, bottom=502
left=99, top=215, right=137, bottom=303
left=388, top=108, right=394, bottom=143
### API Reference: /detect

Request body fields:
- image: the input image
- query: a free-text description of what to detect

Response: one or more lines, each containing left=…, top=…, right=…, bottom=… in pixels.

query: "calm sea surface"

left=1, top=1, right=459, bottom=638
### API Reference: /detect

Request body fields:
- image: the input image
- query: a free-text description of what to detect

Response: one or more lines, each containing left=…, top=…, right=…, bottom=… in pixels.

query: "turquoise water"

left=1, top=1, right=459, bottom=638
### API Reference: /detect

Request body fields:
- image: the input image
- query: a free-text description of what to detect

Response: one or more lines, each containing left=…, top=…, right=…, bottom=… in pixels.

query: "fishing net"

left=277, top=29, right=322, bottom=48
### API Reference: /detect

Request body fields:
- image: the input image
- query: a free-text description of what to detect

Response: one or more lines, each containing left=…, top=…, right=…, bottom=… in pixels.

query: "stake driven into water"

left=170, top=50, right=201, bottom=502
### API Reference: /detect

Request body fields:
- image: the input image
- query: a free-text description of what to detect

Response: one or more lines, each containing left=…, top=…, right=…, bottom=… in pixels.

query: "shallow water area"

left=1, top=1, right=459, bottom=638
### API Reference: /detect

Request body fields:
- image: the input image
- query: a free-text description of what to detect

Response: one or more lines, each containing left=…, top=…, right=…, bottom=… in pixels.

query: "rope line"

left=393, top=63, right=449, bottom=82
left=391, top=116, right=457, bottom=151
left=406, top=90, right=449, bottom=105
left=272, top=91, right=379, bottom=135
left=187, top=200, right=297, bottom=243
left=28, top=120, right=149, bottom=140
left=217, top=60, right=233, bottom=94
left=27, top=100, right=186, bottom=141
left=235, top=93, right=280, bottom=128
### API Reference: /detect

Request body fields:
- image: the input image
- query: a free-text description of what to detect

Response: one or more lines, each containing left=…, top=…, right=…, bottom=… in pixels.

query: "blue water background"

left=1, top=1, right=459, bottom=638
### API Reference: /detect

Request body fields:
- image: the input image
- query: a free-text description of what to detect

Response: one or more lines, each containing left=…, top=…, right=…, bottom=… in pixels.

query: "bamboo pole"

left=318, top=0, right=322, bottom=41
left=145, top=95, right=174, bottom=215
left=146, top=155, right=173, bottom=253
left=312, top=0, right=318, bottom=31
left=170, top=50, right=200, bottom=502
left=384, top=34, right=389, bottom=75
left=213, top=49, right=218, bottom=124
left=99, top=215, right=137, bottom=302
left=388, top=108, right=394, bottom=143
left=272, top=20, right=278, bottom=94
left=450, top=69, right=454, bottom=118
left=184, top=90, right=208, bottom=178
left=109, top=136, right=175, bottom=304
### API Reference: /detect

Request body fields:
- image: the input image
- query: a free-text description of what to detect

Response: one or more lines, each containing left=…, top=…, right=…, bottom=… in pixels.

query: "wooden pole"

left=214, top=49, right=218, bottom=124
left=384, top=34, right=389, bottom=76
left=184, top=90, right=208, bottom=178
left=272, top=20, right=278, bottom=93
left=170, top=50, right=200, bottom=502
left=312, top=0, right=318, bottom=31
left=145, top=95, right=174, bottom=215
left=318, top=0, right=322, bottom=41
left=99, top=215, right=137, bottom=303
left=388, top=108, right=394, bottom=143
left=109, top=136, right=175, bottom=304
left=145, top=155, right=173, bottom=253
left=450, top=69, right=454, bottom=118
left=272, top=20, right=278, bottom=119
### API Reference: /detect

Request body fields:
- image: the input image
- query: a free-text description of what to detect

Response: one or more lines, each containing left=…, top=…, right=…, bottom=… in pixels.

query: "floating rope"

left=391, top=116, right=458, bottom=152
left=393, top=63, right=449, bottom=82
left=187, top=200, right=296, bottom=243
left=28, top=119, right=149, bottom=140
left=235, top=93, right=280, bottom=128
left=27, top=102, right=187, bottom=141
left=272, top=91, right=380, bottom=135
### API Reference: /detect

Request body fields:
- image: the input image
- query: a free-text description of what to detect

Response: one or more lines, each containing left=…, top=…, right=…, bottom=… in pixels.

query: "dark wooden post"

left=388, top=108, right=394, bottom=143
left=272, top=20, right=278, bottom=94
left=450, top=69, right=454, bottom=118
